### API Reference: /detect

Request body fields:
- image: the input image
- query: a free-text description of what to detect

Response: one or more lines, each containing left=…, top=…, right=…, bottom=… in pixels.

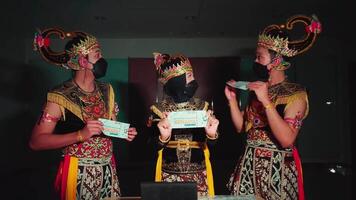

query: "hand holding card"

left=226, top=80, right=249, bottom=90
left=99, top=118, right=130, bottom=139
left=168, top=111, right=208, bottom=129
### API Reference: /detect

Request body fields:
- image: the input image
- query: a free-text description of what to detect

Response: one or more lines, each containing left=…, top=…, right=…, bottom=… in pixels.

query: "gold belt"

left=166, top=140, right=203, bottom=149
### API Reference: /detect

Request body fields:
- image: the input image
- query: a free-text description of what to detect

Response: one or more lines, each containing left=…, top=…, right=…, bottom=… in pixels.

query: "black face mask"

left=163, top=74, right=198, bottom=103
left=252, top=62, right=269, bottom=81
left=92, top=58, right=108, bottom=79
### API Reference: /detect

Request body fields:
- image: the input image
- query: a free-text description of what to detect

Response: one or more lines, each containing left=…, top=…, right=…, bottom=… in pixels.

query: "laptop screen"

left=140, top=182, right=197, bottom=200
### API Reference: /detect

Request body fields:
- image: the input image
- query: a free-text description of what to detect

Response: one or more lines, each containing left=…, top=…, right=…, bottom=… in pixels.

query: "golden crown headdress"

left=153, top=52, right=193, bottom=84
left=258, top=14, right=322, bottom=57
left=68, top=35, right=99, bottom=57
left=33, top=27, right=100, bottom=70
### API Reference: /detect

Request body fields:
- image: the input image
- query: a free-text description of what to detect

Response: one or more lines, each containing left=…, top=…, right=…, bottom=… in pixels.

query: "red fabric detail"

left=292, top=147, right=304, bottom=200
left=54, top=160, right=63, bottom=192
left=255, top=148, right=272, bottom=157
left=63, top=138, right=112, bottom=158
left=55, top=155, right=71, bottom=200
left=111, top=155, right=116, bottom=167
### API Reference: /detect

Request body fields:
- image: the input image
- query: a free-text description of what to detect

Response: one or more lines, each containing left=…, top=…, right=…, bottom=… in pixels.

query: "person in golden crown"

left=225, top=15, right=322, bottom=200
left=147, top=53, right=219, bottom=196
left=29, top=28, right=137, bottom=200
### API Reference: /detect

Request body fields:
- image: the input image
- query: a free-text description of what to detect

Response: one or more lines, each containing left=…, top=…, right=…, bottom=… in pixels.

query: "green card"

left=99, top=118, right=130, bottom=139
left=226, top=81, right=249, bottom=90
left=168, top=110, right=208, bottom=129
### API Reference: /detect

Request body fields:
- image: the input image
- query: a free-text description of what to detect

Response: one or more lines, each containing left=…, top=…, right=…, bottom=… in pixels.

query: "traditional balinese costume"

left=227, top=15, right=322, bottom=200
left=147, top=53, right=217, bottom=196
left=33, top=28, right=120, bottom=200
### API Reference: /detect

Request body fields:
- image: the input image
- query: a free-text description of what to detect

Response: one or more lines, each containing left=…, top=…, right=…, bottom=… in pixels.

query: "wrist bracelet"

left=159, top=135, right=171, bottom=143
left=206, top=131, right=219, bottom=140
left=264, top=103, right=274, bottom=110
left=77, top=130, right=84, bottom=142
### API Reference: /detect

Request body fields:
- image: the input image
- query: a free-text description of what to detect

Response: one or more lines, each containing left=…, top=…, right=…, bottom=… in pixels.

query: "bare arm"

left=248, top=81, right=307, bottom=148
left=264, top=98, right=307, bottom=148
left=225, top=85, right=244, bottom=133
left=29, top=102, right=103, bottom=150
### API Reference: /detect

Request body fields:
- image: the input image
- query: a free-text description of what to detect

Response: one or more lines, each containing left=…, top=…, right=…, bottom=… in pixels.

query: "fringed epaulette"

left=269, top=82, right=309, bottom=118
left=47, top=80, right=115, bottom=121
left=47, top=80, right=83, bottom=121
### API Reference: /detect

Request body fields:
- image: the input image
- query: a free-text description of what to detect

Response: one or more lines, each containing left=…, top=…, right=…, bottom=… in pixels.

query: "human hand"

left=225, top=80, right=237, bottom=102
left=247, top=81, right=271, bottom=105
left=80, top=120, right=104, bottom=140
left=205, top=110, right=219, bottom=138
left=126, top=127, right=138, bottom=142
left=157, top=112, right=172, bottom=141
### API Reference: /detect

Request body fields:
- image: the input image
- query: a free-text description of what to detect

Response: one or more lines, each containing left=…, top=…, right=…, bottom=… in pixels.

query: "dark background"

left=0, top=0, right=353, bottom=199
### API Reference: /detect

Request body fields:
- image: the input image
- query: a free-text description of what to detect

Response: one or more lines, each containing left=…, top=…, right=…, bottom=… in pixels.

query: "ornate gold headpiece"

left=68, top=35, right=99, bottom=57
left=33, top=27, right=100, bottom=70
left=153, top=52, right=193, bottom=84
left=257, top=14, right=322, bottom=57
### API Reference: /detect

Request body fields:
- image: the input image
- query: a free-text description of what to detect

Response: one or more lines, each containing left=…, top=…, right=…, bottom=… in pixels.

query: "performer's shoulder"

left=283, top=81, right=307, bottom=94
left=48, top=79, right=75, bottom=94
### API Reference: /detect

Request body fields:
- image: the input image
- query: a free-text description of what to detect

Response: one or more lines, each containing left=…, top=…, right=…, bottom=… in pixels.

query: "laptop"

left=140, top=182, right=197, bottom=200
